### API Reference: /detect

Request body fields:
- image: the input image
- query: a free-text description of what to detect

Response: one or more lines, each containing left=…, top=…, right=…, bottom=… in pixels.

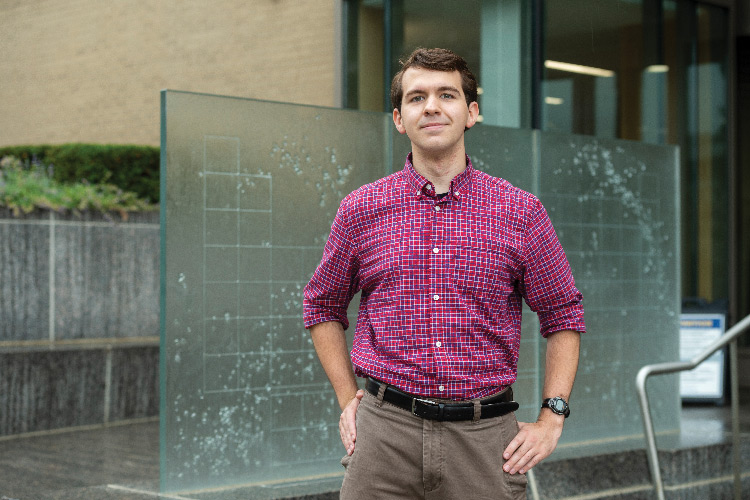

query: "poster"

left=679, top=314, right=725, bottom=401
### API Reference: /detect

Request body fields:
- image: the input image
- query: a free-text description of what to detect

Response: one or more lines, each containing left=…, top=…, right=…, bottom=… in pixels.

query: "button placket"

left=427, top=183, right=449, bottom=379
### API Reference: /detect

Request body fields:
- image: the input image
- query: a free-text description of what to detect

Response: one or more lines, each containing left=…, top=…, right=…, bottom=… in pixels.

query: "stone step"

left=530, top=436, right=750, bottom=500
left=180, top=436, right=749, bottom=500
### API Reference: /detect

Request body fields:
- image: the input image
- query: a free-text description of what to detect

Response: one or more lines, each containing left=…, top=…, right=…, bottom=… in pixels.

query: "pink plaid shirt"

left=304, top=154, right=585, bottom=400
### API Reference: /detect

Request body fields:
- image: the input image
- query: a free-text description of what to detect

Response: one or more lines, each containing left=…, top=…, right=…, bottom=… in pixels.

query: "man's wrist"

left=537, top=407, right=567, bottom=424
left=338, top=388, right=361, bottom=410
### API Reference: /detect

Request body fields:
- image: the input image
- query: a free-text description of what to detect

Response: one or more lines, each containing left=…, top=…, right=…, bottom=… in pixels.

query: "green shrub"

left=0, top=143, right=160, bottom=202
left=0, top=155, right=157, bottom=218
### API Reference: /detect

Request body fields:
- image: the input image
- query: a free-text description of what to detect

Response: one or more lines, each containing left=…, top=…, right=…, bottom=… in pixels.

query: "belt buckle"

left=412, top=397, right=438, bottom=417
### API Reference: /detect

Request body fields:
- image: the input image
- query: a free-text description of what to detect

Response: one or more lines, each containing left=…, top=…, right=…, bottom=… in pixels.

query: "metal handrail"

left=636, top=313, right=750, bottom=500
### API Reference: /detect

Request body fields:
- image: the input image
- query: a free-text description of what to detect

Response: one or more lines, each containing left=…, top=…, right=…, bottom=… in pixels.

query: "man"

left=303, top=47, right=584, bottom=499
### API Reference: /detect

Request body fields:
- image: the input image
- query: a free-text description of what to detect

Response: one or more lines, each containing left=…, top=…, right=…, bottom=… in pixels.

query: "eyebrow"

left=404, top=85, right=461, bottom=99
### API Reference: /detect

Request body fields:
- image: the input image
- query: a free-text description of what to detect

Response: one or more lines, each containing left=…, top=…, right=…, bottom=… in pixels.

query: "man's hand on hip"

left=502, top=329, right=580, bottom=474
left=309, top=321, right=362, bottom=455
left=501, top=413, right=565, bottom=474
left=340, top=390, right=364, bottom=455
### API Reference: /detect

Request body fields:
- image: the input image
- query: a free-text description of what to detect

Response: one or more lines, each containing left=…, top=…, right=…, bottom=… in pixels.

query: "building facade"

left=1, top=0, right=748, bottom=370
left=0, top=0, right=341, bottom=146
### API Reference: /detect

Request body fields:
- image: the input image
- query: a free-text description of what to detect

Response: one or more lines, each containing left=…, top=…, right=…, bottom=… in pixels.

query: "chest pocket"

left=451, top=236, right=517, bottom=306
left=358, top=229, right=404, bottom=293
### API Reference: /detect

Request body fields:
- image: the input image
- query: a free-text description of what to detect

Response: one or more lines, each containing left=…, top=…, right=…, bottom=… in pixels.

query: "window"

left=344, top=0, right=731, bottom=303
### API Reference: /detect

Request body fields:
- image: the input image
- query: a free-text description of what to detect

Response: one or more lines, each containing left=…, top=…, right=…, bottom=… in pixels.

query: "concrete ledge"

left=0, top=344, right=158, bottom=436
left=0, top=336, right=159, bottom=352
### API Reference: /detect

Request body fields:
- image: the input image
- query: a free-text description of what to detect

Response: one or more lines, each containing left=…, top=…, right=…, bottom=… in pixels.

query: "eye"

left=411, top=95, right=425, bottom=102
left=441, top=93, right=456, bottom=99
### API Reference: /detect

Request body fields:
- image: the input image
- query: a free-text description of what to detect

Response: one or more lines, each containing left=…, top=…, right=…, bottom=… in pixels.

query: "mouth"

left=420, top=122, right=447, bottom=130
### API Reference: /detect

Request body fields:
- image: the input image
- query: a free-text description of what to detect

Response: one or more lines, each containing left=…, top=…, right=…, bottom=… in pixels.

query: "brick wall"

left=0, top=0, right=338, bottom=146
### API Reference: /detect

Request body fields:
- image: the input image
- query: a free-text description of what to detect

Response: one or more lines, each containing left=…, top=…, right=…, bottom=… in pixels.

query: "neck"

left=411, top=148, right=467, bottom=193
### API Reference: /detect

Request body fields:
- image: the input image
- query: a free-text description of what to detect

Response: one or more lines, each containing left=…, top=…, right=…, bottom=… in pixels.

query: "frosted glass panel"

left=465, top=125, right=541, bottom=423
left=160, top=91, right=389, bottom=493
left=538, top=133, right=681, bottom=446
left=161, top=91, right=680, bottom=494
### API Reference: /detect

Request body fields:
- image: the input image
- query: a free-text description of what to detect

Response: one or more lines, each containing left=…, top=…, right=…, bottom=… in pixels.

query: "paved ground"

left=0, top=420, right=159, bottom=500
left=1, top=404, right=748, bottom=500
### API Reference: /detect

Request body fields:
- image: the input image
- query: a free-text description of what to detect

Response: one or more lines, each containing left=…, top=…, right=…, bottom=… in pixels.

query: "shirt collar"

left=403, top=152, right=474, bottom=201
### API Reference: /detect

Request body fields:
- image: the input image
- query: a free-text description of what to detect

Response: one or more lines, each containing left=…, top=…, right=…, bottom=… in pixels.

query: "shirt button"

left=438, top=385, right=445, bottom=392
left=436, top=341, right=442, bottom=347
left=426, top=183, right=432, bottom=191
left=432, top=294, right=440, bottom=301
left=432, top=247, right=439, bottom=254
left=434, top=206, right=441, bottom=212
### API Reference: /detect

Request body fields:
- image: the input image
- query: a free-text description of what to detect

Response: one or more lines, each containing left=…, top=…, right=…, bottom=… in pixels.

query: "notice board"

left=679, top=313, right=726, bottom=402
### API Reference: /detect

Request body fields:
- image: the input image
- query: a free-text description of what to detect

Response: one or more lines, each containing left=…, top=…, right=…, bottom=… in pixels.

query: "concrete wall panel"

left=108, top=346, right=159, bottom=421
left=0, top=350, right=106, bottom=435
left=0, top=212, right=51, bottom=341
left=0, top=346, right=159, bottom=436
left=53, top=214, right=160, bottom=339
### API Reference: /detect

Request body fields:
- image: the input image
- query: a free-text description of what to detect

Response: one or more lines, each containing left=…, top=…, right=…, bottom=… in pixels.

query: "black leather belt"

left=365, top=377, right=519, bottom=421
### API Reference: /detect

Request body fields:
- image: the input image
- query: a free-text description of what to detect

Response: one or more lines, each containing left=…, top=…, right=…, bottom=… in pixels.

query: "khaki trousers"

left=340, top=389, right=527, bottom=500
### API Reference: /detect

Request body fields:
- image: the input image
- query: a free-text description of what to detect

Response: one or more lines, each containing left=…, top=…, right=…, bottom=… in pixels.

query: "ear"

left=465, top=101, right=479, bottom=130
left=393, top=108, right=407, bottom=134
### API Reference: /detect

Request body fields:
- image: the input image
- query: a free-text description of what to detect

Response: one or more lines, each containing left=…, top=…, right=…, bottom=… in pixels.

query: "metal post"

left=526, top=467, right=540, bottom=500
left=636, top=314, right=750, bottom=500
left=636, top=366, right=666, bottom=500
left=729, top=339, right=741, bottom=500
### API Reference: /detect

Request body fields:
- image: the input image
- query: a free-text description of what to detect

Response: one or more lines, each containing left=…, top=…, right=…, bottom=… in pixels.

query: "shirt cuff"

left=303, top=307, right=350, bottom=330
left=539, top=305, right=586, bottom=337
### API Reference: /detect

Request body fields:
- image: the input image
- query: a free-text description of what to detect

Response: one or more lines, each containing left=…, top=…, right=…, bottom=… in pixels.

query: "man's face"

left=393, top=68, right=479, bottom=158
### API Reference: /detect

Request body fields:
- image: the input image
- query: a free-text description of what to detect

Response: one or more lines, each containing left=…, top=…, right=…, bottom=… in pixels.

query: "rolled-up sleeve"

left=519, top=199, right=585, bottom=337
left=303, top=201, right=359, bottom=329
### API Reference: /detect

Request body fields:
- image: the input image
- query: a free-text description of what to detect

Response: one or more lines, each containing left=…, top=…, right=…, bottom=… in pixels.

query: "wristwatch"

left=541, top=397, right=570, bottom=418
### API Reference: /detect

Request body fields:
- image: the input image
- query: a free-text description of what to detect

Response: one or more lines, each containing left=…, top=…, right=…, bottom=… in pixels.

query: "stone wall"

left=0, top=209, right=159, bottom=436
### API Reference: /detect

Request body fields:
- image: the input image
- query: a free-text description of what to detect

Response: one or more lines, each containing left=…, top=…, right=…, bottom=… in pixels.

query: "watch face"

left=552, top=398, right=566, bottom=412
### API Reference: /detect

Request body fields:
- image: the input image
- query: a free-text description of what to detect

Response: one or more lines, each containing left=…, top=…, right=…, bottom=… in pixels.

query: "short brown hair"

left=390, top=47, right=478, bottom=113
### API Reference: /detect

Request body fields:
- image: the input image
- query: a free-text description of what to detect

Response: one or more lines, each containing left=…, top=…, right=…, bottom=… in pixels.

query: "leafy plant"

left=0, top=155, right=157, bottom=219
left=0, top=144, right=160, bottom=202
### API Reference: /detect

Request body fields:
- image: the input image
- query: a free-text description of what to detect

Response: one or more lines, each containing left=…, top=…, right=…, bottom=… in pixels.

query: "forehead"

left=401, top=68, right=463, bottom=95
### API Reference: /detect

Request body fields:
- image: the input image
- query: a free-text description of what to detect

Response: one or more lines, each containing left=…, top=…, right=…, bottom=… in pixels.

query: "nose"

left=423, top=94, right=440, bottom=114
